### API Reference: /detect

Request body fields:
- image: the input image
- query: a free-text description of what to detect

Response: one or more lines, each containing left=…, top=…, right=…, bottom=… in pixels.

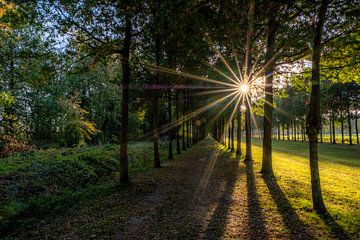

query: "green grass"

left=238, top=138, right=360, bottom=239
left=0, top=140, right=173, bottom=235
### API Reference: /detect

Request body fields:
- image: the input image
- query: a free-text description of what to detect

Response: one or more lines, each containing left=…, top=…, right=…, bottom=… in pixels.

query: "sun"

left=238, top=83, right=250, bottom=94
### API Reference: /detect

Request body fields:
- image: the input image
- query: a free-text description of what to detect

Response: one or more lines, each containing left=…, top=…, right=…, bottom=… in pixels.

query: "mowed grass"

left=240, top=138, right=360, bottom=239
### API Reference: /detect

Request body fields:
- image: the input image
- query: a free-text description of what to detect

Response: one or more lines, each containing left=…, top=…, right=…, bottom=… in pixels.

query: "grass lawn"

left=243, top=138, right=360, bottom=239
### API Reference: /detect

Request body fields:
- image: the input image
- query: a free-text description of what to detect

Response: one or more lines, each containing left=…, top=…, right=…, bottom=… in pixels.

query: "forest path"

left=13, top=137, right=314, bottom=240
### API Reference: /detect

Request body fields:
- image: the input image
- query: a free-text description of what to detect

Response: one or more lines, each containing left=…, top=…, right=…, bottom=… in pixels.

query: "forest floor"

left=8, top=137, right=360, bottom=240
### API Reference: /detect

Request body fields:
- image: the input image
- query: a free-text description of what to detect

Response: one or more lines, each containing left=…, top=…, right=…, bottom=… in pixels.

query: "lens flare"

left=239, top=84, right=250, bottom=94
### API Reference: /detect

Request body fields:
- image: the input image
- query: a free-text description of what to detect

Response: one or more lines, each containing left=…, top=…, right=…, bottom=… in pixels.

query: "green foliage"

left=0, top=141, right=169, bottom=233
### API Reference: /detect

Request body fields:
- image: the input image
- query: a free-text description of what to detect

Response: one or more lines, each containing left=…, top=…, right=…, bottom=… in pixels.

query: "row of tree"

left=0, top=0, right=358, bottom=214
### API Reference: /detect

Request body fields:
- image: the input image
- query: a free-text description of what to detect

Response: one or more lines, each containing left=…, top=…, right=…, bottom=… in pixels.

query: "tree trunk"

left=341, top=114, right=344, bottom=144
left=231, top=118, right=235, bottom=151
left=320, top=127, right=323, bottom=143
left=236, top=108, right=242, bottom=155
left=176, top=91, right=181, bottom=154
left=287, top=123, right=290, bottom=140
left=356, top=111, right=359, bottom=144
left=262, top=10, right=276, bottom=173
left=245, top=98, right=252, bottom=161
left=182, top=89, right=187, bottom=151
left=228, top=122, right=231, bottom=150
left=329, top=120, right=332, bottom=143
left=168, top=90, right=173, bottom=159
left=348, top=110, right=352, bottom=145
left=245, top=0, right=254, bottom=162
left=120, top=12, right=132, bottom=183
left=153, top=33, right=161, bottom=168
left=306, top=0, right=329, bottom=214
left=332, top=117, right=336, bottom=144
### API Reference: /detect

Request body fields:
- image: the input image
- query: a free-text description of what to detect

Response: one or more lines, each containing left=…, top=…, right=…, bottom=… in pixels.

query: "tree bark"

left=287, top=123, right=290, bottom=141
left=120, top=11, right=132, bottom=183
left=182, top=89, right=187, bottom=151
left=348, top=109, right=352, bottom=145
left=245, top=98, right=252, bottom=161
left=245, top=0, right=254, bottom=162
left=306, top=0, right=329, bottom=214
left=320, top=127, right=323, bottom=143
left=356, top=111, right=359, bottom=144
left=341, top=114, right=344, bottom=144
left=231, top=118, right=235, bottom=151
left=261, top=10, right=276, bottom=173
left=329, top=120, right=332, bottom=143
left=153, top=33, right=161, bottom=168
left=236, top=108, right=242, bottom=155
left=332, top=117, right=336, bottom=144
left=176, top=91, right=181, bottom=154
left=168, top=90, right=173, bottom=159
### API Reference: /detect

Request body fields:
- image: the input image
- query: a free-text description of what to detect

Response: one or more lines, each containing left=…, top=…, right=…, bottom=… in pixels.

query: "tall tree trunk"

left=320, top=127, right=323, bottom=143
left=245, top=0, right=254, bottom=162
left=262, top=10, right=276, bottom=173
left=228, top=121, right=231, bottom=150
left=176, top=91, right=181, bottom=154
left=356, top=111, right=359, bottom=144
left=153, top=33, right=161, bottom=168
left=182, top=89, right=187, bottom=151
left=332, top=117, right=336, bottom=144
left=306, top=0, right=329, bottom=214
left=341, top=114, right=344, bottom=144
left=329, top=120, right=332, bottom=143
left=282, top=124, right=285, bottom=140
left=287, top=123, right=290, bottom=141
left=231, top=118, right=235, bottom=152
left=168, top=90, right=173, bottom=159
left=245, top=98, right=252, bottom=161
left=348, top=109, right=352, bottom=145
left=120, top=12, right=132, bottom=183
left=236, top=108, right=242, bottom=155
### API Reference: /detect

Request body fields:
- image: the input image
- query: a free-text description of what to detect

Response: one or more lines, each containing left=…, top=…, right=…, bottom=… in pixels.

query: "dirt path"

left=11, top=137, right=315, bottom=240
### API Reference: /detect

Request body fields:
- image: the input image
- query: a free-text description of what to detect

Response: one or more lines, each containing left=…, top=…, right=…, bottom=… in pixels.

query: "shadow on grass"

left=319, top=211, right=350, bottom=240
left=246, top=161, right=268, bottom=240
left=263, top=175, right=314, bottom=239
left=202, top=150, right=241, bottom=239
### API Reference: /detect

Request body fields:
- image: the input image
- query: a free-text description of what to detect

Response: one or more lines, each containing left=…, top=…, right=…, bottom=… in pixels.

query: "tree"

left=261, top=0, right=278, bottom=174
left=306, top=0, right=329, bottom=214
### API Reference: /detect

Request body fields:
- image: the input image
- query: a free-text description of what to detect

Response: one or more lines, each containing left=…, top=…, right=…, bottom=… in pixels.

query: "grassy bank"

left=0, top=141, right=171, bottom=235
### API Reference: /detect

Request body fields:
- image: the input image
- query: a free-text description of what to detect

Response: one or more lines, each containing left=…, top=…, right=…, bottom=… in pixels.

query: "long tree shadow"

left=263, top=175, right=351, bottom=239
left=318, top=211, right=350, bottom=240
left=246, top=161, right=268, bottom=240
left=263, top=175, right=314, bottom=239
left=202, top=150, right=241, bottom=239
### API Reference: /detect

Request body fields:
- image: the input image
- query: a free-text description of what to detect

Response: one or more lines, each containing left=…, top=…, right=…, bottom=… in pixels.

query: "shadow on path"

left=202, top=150, right=241, bottom=239
left=263, top=175, right=314, bottom=239
left=246, top=161, right=268, bottom=240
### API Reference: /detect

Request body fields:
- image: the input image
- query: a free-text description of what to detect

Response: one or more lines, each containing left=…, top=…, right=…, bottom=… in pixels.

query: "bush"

left=0, top=135, right=34, bottom=158
left=62, top=123, right=82, bottom=147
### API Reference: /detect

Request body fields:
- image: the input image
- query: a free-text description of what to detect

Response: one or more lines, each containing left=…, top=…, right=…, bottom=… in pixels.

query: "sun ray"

left=202, top=59, right=240, bottom=86
left=232, top=48, right=245, bottom=83
left=207, top=92, right=241, bottom=126
left=151, top=90, right=240, bottom=137
left=145, top=64, right=238, bottom=88
left=191, top=88, right=237, bottom=97
left=220, top=94, right=242, bottom=143
left=205, top=36, right=241, bottom=84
